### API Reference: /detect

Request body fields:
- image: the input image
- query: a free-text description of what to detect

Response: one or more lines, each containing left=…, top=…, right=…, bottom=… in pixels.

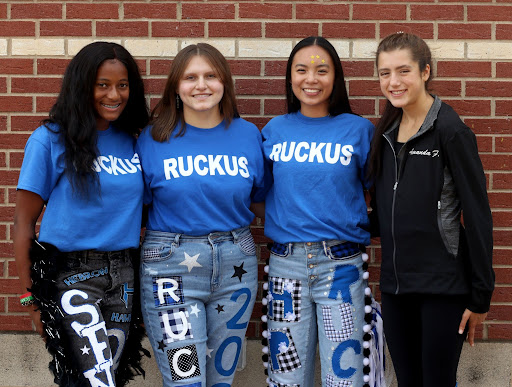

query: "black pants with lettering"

left=54, top=250, right=134, bottom=387
left=381, top=293, right=468, bottom=387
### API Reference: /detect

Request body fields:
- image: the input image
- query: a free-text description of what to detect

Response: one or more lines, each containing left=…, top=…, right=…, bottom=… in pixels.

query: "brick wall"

left=0, top=1, right=510, bottom=340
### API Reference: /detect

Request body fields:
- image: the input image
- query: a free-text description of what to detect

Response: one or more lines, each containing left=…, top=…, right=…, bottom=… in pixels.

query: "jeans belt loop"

left=288, top=243, right=293, bottom=255
left=322, top=241, right=329, bottom=256
left=173, top=233, right=181, bottom=247
left=231, top=229, right=239, bottom=243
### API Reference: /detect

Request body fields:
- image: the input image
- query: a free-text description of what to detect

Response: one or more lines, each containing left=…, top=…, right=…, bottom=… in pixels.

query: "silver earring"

left=176, top=95, right=181, bottom=109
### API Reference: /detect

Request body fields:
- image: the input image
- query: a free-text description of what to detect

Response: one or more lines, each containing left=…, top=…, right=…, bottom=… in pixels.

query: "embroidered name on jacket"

left=269, top=141, right=354, bottom=165
left=163, top=155, right=250, bottom=180
left=409, top=148, right=440, bottom=157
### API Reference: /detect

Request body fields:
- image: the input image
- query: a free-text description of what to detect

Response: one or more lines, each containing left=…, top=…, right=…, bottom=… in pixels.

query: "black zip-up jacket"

left=371, top=96, right=494, bottom=313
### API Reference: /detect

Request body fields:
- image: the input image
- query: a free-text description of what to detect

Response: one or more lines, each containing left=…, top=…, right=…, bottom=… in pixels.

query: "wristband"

left=20, top=292, right=35, bottom=306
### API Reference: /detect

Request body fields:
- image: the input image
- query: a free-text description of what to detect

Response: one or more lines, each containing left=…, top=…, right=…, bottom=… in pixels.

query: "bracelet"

left=20, top=292, right=35, bottom=306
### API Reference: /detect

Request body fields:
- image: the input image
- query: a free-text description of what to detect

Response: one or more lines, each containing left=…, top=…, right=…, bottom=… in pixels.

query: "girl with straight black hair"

left=14, top=41, right=149, bottom=386
left=285, top=36, right=353, bottom=116
left=261, top=36, right=381, bottom=387
left=369, top=32, right=494, bottom=387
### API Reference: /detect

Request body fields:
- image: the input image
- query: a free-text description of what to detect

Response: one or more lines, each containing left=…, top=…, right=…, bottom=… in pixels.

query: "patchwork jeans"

left=54, top=249, right=135, bottom=387
left=266, top=240, right=366, bottom=387
left=140, top=227, right=258, bottom=387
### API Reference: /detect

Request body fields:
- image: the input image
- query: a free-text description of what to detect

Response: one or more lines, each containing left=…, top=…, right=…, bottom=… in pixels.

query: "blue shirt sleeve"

left=17, top=126, right=62, bottom=201
left=135, top=128, right=153, bottom=205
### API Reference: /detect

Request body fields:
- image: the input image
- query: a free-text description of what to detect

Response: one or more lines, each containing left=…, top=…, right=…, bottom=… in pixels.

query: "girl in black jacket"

left=368, top=32, right=494, bottom=387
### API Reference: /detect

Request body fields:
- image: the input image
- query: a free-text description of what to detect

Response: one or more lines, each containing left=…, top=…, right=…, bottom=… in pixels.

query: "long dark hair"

left=367, top=32, right=433, bottom=179
left=150, top=43, right=240, bottom=142
left=44, top=41, right=148, bottom=196
left=285, top=36, right=352, bottom=116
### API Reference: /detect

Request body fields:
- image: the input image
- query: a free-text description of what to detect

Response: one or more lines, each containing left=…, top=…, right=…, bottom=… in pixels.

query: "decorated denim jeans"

left=140, top=227, right=257, bottom=386
left=266, top=241, right=366, bottom=387
left=54, top=250, right=135, bottom=387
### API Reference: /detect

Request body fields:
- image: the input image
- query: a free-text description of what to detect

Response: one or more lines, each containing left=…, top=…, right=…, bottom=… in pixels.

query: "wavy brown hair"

left=150, top=43, right=239, bottom=142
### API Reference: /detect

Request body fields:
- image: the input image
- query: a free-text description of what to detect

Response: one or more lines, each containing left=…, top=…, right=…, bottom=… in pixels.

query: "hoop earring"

left=176, top=94, right=181, bottom=110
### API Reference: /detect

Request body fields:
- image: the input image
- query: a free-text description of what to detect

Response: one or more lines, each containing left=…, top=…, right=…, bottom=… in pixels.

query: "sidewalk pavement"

left=0, top=333, right=510, bottom=386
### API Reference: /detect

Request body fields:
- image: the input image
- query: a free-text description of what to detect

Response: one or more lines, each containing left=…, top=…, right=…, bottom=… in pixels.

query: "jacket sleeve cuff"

left=468, top=289, right=493, bottom=314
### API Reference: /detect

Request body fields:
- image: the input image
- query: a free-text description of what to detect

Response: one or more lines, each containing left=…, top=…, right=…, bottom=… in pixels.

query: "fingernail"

left=458, top=329, right=463, bottom=334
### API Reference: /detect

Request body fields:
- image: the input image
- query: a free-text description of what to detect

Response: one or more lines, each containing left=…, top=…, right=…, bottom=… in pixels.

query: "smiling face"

left=94, top=59, right=129, bottom=131
left=290, top=45, right=335, bottom=118
left=177, top=55, right=224, bottom=124
left=377, top=48, right=431, bottom=111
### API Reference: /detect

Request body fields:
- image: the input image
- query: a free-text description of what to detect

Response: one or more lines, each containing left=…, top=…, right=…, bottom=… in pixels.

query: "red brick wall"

left=0, top=1, right=510, bottom=340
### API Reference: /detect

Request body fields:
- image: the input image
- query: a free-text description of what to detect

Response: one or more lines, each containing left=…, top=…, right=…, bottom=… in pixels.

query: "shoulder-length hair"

left=150, top=43, right=239, bottom=142
left=285, top=36, right=353, bottom=116
left=45, top=41, right=148, bottom=195
left=367, top=32, right=432, bottom=179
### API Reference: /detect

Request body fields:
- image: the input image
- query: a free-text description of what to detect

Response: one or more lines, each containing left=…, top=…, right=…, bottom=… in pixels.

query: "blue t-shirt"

left=17, top=123, right=143, bottom=252
left=262, top=111, right=374, bottom=244
left=136, top=118, right=268, bottom=236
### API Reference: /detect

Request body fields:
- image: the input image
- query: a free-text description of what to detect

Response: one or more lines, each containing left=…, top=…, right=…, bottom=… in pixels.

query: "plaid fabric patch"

left=270, top=242, right=288, bottom=256
left=269, top=328, right=301, bottom=373
left=269, top=379, right=300, bottom=387
left=167, top=344, right=201, bottom=381
left=153, top=276, right=184, bottom=307
left=328, top=242, right=361, bottom=259
left=268, top=277, right=301, bottom=322
left=326, top=374, right=352, bottom=387
left=159, top=308, right=193, bottom=343
left=322, top=303, right=354, bottom=342
left=143, top=247, right=161, bottom=260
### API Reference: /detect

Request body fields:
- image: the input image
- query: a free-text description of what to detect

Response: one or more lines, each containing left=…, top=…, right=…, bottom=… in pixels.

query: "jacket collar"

left=383, top=95, right=442, bottom=142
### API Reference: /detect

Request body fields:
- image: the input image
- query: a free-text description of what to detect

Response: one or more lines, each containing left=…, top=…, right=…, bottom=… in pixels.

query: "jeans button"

left=309, top=264, right=314, bottom=269
left=306, top=242, right=312, bottom=246
left=307, top=253, right=313, bottom=259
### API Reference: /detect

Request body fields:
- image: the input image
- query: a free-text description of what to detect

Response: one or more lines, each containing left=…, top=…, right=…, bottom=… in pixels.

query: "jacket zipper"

left=383, top=134, right=401, bottom=294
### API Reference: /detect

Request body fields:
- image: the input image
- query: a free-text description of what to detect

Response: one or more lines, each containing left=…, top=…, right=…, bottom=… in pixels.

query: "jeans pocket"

left=236, top=232, right=256, bottom=256
left=141, top=242, right=175, bottom=263
left=326, top=242, right=361, bottom=261
left=269, top=242, right=290, bottom=258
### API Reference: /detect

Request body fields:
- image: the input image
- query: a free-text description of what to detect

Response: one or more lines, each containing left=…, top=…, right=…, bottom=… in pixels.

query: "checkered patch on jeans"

left=270, top=242, right=288, bottom=256
left=269, top=379, right=300, bottom=387
left=268, top=277, right=301, bottom=322
left=167, top=344, right=201, bottom=381
left=328, top=242, right=361, bottom=259
left=153, top=276, right=184, bottom=307
left=269, top=328, right=301, bottom=373
left=143, top=247, right=161, bottom=260
left=321, top=303, right=354, bottom=342
left=326, top=374, right=352, bottom=387
left=159, top=308, right=192, bottom=343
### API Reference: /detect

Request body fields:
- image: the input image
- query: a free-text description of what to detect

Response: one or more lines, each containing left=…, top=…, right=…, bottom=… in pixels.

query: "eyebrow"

left=378, top=64, right=413, bottom=71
